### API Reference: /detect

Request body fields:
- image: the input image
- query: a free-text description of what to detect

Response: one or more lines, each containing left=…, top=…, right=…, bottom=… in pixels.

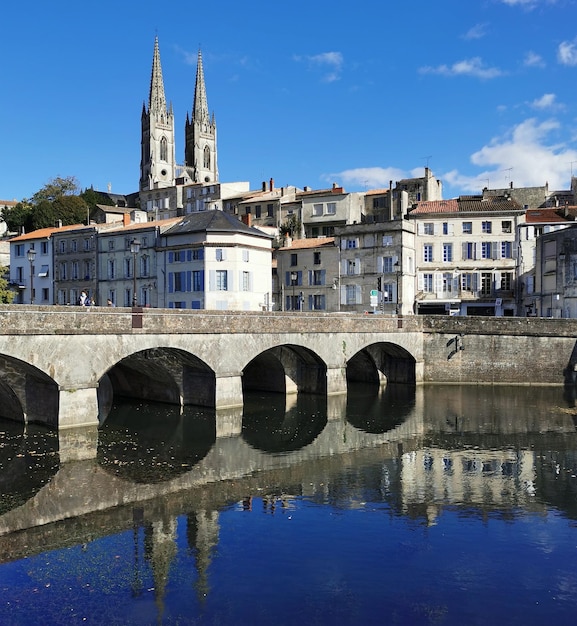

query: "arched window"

left=160, top=136, right=168, bottom=162
left=204, top=145, right=211, bottom=169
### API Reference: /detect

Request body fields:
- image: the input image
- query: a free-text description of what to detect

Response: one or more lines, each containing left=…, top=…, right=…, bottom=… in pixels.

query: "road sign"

left=370, top=289, right=378, bottom=297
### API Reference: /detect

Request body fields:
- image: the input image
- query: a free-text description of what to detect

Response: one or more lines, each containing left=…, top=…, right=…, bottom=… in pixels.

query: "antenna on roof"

left=570, top=161, right=577, bottom=177
left=503, top=167, right=513, bottom=187
left=422, top=155, right=432, bottom=168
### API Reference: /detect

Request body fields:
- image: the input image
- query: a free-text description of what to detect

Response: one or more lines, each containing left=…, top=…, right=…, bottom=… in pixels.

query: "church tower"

left=140, top=37, right=176, bottom=191
left=185, top=51, right=218, bottom=184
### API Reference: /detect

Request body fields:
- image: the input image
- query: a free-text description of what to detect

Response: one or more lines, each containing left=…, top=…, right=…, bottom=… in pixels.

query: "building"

left=335, top=221, right=416, bottom=314
left=157, top=210, right=273, bottom=311
left=9, top=225, right=83, bottom=304
left=276, top=237, right=340, bottom=311
left=407, top=195, right=525, bottom=316
left=299, top=184, right=364, bottom=239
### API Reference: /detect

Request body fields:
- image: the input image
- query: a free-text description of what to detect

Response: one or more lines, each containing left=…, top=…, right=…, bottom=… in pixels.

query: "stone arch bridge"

left=0, top=305, right=575, bottom=442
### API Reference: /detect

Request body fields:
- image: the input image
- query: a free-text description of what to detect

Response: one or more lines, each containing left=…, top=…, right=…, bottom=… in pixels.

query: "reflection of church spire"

left=144, top=516, right=178, bottom=623
left=186, top=509, right=220, bottom=603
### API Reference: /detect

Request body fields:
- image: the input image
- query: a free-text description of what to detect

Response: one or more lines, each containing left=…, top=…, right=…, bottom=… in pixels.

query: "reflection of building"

left=400, top=448, right=538, bottom=525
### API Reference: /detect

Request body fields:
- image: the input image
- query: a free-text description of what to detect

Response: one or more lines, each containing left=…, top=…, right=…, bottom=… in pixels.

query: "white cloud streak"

left=558, top=40, right=577, bottom=66
left=419, top=57, right=504, bottom=79
left=293, top=51, right=344, bottom=82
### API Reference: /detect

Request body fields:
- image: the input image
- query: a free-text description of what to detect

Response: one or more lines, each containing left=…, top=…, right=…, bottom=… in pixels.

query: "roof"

left=524, top=207, right=574, bottom=224
left=409, top=196, right=524, bottom=215
left=94, top=204, right=132, bottom=215
left=104, top=217, right=181, bottom=234
left=9, top=224, right=85, bottom=242
left=279, top=237, right=335, bottom=251
left=163, top=209, right=273, bottom=238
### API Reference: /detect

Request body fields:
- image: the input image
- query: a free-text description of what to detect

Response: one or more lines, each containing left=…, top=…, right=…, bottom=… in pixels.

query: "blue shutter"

left=168, top=252, right=174, bottom=263
left=168, top=273, right=174, bottom=293
left=186, top=271, right=192, bottom=292
left=320, top=269, right=326, bottom=285
left=285, top=271, right=291, bottom=287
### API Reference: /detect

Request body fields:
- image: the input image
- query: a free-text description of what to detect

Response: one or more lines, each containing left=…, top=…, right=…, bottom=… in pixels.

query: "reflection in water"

left=97, top=401, right=216, bottom=483
left=2, top=386, right=577, bottom=624
left=242, top=392, right=327, bottom=453
left=346, top=382, right=415, bottom=433
left=0, top=418, right=59, bottom=515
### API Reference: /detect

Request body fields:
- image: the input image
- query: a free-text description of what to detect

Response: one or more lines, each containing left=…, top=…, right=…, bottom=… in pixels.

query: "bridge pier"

left=214, top=374, right=243, bottom=410
left=326, top=366, right=347, bottom=397
left=58, top=385, right=100, bottom=430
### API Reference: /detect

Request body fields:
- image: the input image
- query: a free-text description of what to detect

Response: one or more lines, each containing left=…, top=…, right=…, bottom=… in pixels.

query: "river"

left=1, top=383, right=577, bottom=625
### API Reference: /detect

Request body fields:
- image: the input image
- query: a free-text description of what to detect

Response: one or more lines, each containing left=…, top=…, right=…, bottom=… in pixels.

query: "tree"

left=32, top=176, right=80, bottom=204
left=2, top=202, right=33, bottom=234
left=0, top=266, right=15, bottom=303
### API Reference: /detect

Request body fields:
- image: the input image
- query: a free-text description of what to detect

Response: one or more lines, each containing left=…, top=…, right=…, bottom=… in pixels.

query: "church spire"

left=149, top=36, right=167, bottom=115
left=193, top=50, right=210, bottom=125
left=185, top=49, right=218, bottom=184
left=140, top=37, right=176, bottom=192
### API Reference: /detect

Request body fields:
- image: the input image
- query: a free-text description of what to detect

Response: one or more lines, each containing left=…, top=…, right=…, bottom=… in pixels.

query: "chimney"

left=270, top=178, right=274, bottom=191
left=262, top=181, right=266, bottom=192
left=241, top=213, right=252, bottom=227
left=123, top=213, right=130, bottom=227
left=510, top=181, right=513, bottom=189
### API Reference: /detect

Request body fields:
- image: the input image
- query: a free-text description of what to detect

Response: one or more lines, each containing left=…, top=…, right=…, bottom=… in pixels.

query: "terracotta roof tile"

left=279, top=237, right=335, bottom=250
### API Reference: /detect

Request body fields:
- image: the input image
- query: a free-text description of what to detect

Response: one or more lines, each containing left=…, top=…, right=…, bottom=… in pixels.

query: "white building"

left=157, top=210, right=273, bottom=311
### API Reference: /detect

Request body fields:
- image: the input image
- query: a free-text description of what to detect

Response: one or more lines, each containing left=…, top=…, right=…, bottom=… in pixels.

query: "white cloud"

left=293, top=51, right=344, bottom=82
left=558, top=40, right=577, bottom=66
left=530, top=93, right=562, bottom=110
left=419, top=57, right=504, bottom=79
left=462, top=23, right=488, bottom=40
left=442, top=118, right=577, bottom=193
left=523, top=51, right=545, bottom=67
left=324, top=167, right=408, bottom=189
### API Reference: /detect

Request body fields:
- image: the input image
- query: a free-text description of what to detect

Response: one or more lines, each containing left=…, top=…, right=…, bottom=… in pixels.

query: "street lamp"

left=290, top=271, right=297, bottom=311
left=27, top=248, right=36, bottom=305
left=130, top=238, right=141, bottom=307
left=394, top=260, right=400, bottom=315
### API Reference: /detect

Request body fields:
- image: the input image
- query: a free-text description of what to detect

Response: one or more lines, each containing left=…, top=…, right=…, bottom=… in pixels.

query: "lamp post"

left=394, top=260, right=400, bottom=315
left=130, top=238, right=141, bottom=307
left=27, top=248, right=36, bottom=305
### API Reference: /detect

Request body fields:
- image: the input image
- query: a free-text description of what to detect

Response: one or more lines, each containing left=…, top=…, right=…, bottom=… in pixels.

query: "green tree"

left=0, top=266, right=15, bottom=303
left=32, top=176, right=80, bottom=204
left=2, top=202, right=33, bottom=234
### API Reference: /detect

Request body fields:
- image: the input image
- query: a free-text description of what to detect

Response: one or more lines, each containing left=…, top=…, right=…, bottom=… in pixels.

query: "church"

left=138, top=38, right=219, bottom=218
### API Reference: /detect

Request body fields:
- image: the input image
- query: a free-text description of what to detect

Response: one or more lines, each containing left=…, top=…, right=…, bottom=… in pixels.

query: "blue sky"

left=2, top=0, right=577, bottom=202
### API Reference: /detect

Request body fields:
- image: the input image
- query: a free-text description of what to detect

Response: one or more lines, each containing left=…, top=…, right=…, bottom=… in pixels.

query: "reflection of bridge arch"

left=347, top=342, right=416, bottom=385
left=242, top=344, right=327, bottom=396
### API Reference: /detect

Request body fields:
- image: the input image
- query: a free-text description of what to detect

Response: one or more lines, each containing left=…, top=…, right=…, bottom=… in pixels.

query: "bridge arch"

left=242, top=344, right=327, bottom=396
left=347, top=341, right=417, bottom=386
left=98, top=347, right=216, bottom=421
left=0, top=354, right=59, bottom=427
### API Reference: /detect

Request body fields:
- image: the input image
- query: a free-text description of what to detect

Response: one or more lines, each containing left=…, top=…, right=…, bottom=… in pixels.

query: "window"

left=174, top=272, right=185, bottom=292
left=42, top=288, right=49, bottom=302
left=442, top=222, right=449, bottom=235
left=15, top=244, right=24, bottom=257
left=326, top=202, right=336, bottom=215
left=482, top=221, right=492, bottom=234
left=481, top=272, right=492, bottom=296
left=141, top=256, right=149, bottom=277
left=463, top=242, right=475, bottom=260
left=462, top=222, right=472, bottom=234
left=423, top=273, right=434, bottom=292
left=38, top=265, right=49, bottom=278
left=192, top=270, right=203, bottom=291
left=423, top=223, right=434, bottom=235
left=242, top=271, right=250, bottom=291
left=442, top=273, right=453, bottom=293
left=443, top=243, right=453, bottom=262
left=313, top=203, right=323, bottom=216
left=242, top=249, right=249, bottom=262
left=501, top=241, right=513, bottom=258
left=160, top=136, right=168, bottom=161
left=83, top=238, right=91, bottom=251
left=41, top=241, right=48, bottom=254
left=314, top=251, right=321, bottom=265
left=382, top=236, right=393, bottom=246
left=310, top=294, right=326, bottom=310
left=502, top=220, right=512, bottom=234
left=346, top=284, right=356, bottom=304
left=267, top=204, right=274, bottom=217
left=60, top=262, right=67, bottom=280
left=58, top=289, right=66, bottom=305
left=71, top=240, right=77, bottom=252
left=382, top=283, right=394, bottom=302
left=83, top=260, right=91, bottom=280
left=383, top=256, right=394, bottom=273
left=59, top=241, right=66, bottom=253
left=245, top=206, right=251, bottom=215
left=311, top=270, right=325, bottom=286
left=216, top=248, right=225, bottom=262
left=346, top=238, right=358, bottom=249
left=192, top=249, right=204, bottom=260
left=500, top=272, right=513, bottom=290
left=461, top=273, right=476, bottom=292
left=216, top=270, right=228, bottom=290
left=481, top=242, right=492, bottom=259
left=255, top=205, right=261, bottom=218
left=125, top=258, right=132, bottom=278
left=108, top=259, right=115, bottom=280
left=108, top=240, right=115, bottom=251
left=423, top=244, right=433, bottom=263
left=346, top=260, right=357, bottom=275
left=71, top=261, right=79, bottom=280
left=290, top=253, right=298, bottom=266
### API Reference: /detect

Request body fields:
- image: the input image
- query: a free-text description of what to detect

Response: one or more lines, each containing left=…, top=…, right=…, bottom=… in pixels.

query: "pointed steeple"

left=185, top=49, right=218, bottom=183
left=140, top=37, right=176, bottom=192
left=149, top=36, right=168, bottom=115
